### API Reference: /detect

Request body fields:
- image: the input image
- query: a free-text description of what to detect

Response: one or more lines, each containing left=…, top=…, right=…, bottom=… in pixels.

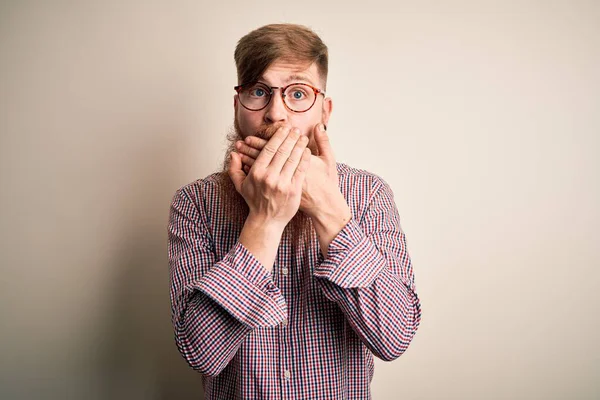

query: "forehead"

left=260, top=60, right=320, bottom=86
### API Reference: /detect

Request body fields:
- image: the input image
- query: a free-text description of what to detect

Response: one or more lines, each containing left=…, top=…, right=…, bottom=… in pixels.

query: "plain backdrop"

left=1, top=1, right=598, bottom=399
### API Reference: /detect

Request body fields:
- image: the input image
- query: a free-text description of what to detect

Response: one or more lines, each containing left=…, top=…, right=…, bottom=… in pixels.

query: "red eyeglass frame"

left=234, top=81, right=326, bottom=113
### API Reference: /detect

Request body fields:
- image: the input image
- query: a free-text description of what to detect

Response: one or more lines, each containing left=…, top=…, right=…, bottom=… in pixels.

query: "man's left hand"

left=236, top=123, right=352, bottom=254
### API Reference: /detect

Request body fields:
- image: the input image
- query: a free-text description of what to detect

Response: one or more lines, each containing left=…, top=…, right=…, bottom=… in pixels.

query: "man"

left=168, top=23, right=421, bottom=399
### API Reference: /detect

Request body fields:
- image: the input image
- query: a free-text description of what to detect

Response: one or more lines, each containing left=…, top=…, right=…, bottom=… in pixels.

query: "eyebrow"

left=285, top=74, right=313, bottom=84
left=258, top=73, right=315, bottom=86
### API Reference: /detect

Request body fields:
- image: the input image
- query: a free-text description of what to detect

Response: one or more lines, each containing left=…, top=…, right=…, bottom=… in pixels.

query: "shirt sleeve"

left=168, top=187, right=287, bottom=377
left=313, top=176, right=422, bottom=361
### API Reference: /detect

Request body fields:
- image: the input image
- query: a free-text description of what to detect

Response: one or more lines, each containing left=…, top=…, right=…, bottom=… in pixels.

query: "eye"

left=251, top=88, right=266, bottom=97
left=287, top=86, right=309, bottom=101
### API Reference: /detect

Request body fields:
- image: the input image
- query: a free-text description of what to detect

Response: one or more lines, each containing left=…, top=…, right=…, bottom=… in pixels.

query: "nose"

left=264, top=89, right=288, bottom=124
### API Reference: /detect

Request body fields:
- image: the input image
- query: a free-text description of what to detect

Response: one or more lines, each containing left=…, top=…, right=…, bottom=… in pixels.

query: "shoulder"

left=336, top=162, right=391, bottom=194
left=171, top=172, right=226, bottom=206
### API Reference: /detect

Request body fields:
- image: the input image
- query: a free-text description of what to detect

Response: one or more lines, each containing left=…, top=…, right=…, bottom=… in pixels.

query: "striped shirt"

left=168, top=162, right=422, bottom=399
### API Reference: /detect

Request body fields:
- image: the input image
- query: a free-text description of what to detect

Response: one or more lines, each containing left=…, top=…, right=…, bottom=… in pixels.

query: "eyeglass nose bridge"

left=261, top=86, right=293, bottom=112
left=267, top=86, right=287, bottom=99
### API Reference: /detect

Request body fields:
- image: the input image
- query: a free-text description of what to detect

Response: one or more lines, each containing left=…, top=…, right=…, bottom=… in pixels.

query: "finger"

left=279, top=134, right=309, bottom=181
left=239, top=153, right=256, bottom=167
left=291, top=148, right=312, bottom=190
left=314, top=123, right=335, bottom=163
left=235, top=140, right=260, bottom=159
left=268, top=128, right=303, bottom=173
left=227, top=152, right=245, bottom=193
left=244, top=135, right=267, bottom=151
left=254, top=125, right=292, bottom=168
left=243, top=164, right=250, bottom=174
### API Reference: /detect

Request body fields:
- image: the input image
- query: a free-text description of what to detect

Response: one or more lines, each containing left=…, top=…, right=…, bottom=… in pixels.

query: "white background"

left=1, top=1, right=598, bottom=399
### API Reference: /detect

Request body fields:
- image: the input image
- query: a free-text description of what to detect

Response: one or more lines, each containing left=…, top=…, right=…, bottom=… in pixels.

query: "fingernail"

left=319, top=123, right=326, bottom=132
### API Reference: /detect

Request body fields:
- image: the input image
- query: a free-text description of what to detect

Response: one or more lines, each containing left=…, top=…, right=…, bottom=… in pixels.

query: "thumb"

left=314, top=123, right=335, bottom=162
left=227, top=152, right=245, bottom=193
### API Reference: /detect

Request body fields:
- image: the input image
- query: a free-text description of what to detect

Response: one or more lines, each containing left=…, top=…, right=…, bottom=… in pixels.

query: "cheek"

left=293, top=111, right=321, bottom=137
left=237, top=110, right=263, bottom=133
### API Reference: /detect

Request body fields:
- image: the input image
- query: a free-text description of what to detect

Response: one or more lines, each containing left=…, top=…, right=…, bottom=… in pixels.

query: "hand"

left=228, top=125, right=311, bottom=229
left=237, top=123, right=352, bottom=257
left=235, top=123, right=344, bottom=220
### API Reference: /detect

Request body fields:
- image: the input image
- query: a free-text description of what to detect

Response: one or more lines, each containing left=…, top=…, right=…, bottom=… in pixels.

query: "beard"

left=216, top=116, right=318, bottom=246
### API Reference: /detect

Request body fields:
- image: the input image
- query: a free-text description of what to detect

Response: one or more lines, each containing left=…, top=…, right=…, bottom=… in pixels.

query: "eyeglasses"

left=234, top=81, right=325, bottom=113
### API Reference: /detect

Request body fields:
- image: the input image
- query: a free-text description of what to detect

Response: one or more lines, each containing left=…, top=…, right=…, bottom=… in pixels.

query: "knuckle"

left=276, top=147, right=290, bottom=158
left=275, top=181, right=288, bottom=193
left=296, top=163, right=307, bottom=173
left=264, top=174, right=277, bottom=187
left=262, top=145, right=276, bottom=155
left=247, top=169, right=259, bottom=180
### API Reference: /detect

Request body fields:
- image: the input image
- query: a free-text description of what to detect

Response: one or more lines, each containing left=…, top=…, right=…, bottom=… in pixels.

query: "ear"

left=321, top=96, right=333, bottom=128
left=234, top=94, right=238, bottom=109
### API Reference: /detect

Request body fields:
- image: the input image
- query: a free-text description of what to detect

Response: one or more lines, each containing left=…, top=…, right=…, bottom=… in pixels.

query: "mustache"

left=253, top=123, right=288, bottom=141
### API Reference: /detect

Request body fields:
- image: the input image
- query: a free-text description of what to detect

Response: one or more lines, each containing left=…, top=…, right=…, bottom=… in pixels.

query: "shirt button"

left=281, top=267, right=289, bottom=276
left=281, top=319, right=288, bottom=327
left=284, top=370, right=291, bottom=380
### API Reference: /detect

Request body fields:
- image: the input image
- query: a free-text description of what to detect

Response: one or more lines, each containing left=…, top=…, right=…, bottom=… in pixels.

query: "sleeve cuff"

left=314, top=218, right=387, bottom=288
left=186, top=242, right=287, bottom=328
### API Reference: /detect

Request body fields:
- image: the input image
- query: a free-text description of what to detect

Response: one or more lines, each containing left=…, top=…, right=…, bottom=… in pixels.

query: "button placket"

left=276, top=237, right=293, bottom=393
left=278, top=263, right=289, bottom=330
